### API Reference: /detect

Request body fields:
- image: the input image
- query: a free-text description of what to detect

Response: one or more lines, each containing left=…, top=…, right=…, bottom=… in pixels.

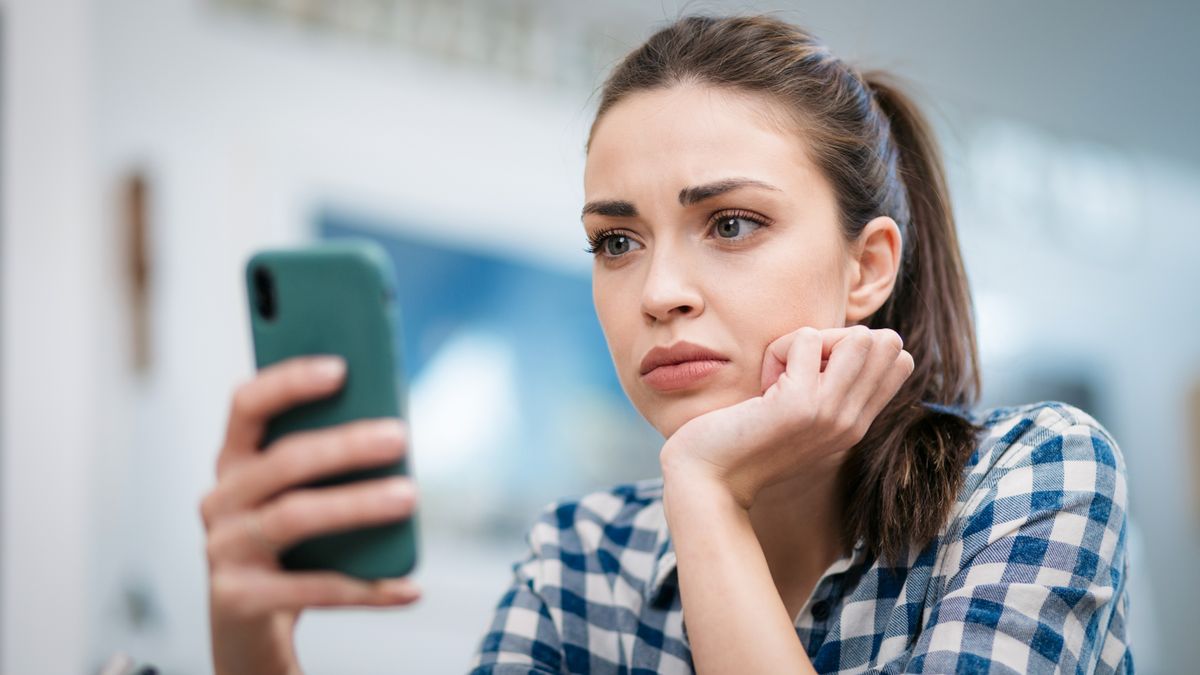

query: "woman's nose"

left=640, top=249, right=704, bottom=323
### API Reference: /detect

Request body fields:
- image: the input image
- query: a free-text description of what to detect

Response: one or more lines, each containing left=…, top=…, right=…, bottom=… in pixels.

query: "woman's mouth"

left=641, top=359, right=728, bottom=392
left=638, top=341, right=731, bottom=392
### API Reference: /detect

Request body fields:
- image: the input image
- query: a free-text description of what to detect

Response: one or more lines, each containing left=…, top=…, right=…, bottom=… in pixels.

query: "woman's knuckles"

left=847, top=325, right=872, bottom=342
left=199, top=489, right=226, bottom=531
left=853, top=416, right=873, bottom=442
left=229, top=379, right=260, bottom=422
left=205, top=520, right=245, bottom=566
left=878, top=329, right=903, bottom=352
left=835, top=407, right=862, bottom=437
left=209, top=570, right=248, bottom=615
left=828, top=327, right=873, bottom=359
left=263, top=491, right=319, bottom=541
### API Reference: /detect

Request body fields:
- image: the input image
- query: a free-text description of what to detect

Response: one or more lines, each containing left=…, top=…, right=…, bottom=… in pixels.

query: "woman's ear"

left=844, top=216, right=902, bottom=324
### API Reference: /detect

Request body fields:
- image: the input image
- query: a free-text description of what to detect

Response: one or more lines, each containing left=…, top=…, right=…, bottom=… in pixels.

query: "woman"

left=201, top=15, right=1130, bottom=674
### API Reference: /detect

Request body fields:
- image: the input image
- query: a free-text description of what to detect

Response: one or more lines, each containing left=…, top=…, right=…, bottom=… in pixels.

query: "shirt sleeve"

left=901, top=417, right=1132, bottom=674
left=468, top=508, right=566, bottom=674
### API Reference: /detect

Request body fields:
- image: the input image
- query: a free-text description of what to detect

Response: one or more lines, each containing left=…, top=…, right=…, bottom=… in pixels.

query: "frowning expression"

left=584, top=84, right=856, bottom=438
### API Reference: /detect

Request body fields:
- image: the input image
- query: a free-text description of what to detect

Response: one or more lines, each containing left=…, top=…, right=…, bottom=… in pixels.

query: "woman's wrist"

left=659, top=442, right=815, bottom=674
left=660, top=441, right=757, bottom=511
left=211, top=612, right=301, bottom=675
left=657, top=444, right=748, bottom=511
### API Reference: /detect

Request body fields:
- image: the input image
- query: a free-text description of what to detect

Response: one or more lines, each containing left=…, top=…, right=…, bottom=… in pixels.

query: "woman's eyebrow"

left=678, top=178, right=782, bottom=206
left=581, top=199, right=638, bottom=220
left=580, top=177, right=782, bottom=221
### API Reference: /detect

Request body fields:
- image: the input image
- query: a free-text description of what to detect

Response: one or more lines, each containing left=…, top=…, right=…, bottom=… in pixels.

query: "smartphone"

left=244, top=239, right=418, bottom=580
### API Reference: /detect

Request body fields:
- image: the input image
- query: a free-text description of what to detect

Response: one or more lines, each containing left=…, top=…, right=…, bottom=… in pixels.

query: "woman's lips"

left=641, top=359, right=728, bottom=391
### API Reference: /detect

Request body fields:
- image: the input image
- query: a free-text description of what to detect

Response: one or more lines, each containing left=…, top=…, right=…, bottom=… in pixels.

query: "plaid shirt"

left=469, top=401, right=1132, bottom=674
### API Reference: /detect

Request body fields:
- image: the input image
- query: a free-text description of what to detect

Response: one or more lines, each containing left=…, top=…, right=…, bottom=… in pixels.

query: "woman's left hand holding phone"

left=200, top=355, right=420, bottom=675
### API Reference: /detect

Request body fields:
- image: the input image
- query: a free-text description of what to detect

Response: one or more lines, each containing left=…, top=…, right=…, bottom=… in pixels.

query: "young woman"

left=201, top=15, right=1131, bottom=675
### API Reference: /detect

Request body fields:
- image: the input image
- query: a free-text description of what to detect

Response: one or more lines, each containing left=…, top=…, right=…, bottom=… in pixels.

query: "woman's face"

left=584, top=84, right=858, bottom=438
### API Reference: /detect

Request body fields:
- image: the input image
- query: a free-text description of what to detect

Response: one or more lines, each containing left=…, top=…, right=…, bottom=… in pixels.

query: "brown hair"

left=587, top=15, right=986, bottom=563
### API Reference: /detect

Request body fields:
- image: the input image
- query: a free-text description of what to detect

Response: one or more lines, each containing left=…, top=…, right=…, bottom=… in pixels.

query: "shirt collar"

left=644, top=524, right=678, bottom=607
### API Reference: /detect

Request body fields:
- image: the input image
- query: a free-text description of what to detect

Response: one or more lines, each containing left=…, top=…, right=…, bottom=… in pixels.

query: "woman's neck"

left=747, top=469, right=847, bottom=622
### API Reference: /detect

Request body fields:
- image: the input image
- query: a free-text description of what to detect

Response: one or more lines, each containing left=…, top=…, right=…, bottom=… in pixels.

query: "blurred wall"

left=1, top=1, right=101, bottom=673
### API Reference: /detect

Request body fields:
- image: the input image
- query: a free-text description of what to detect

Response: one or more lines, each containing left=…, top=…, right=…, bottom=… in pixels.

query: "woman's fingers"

left=207, top=477, right=416, bottom=565
left=205, top=418, right=407, bottom=522
left=860, top=348, right=915, bottom=425
left=761, top=326, right=860, bottom=393
left=211, top=567, right=421, bottom=618
left=260, top=476, right=416, bottom=552
left=219, top=355, right=347, bottom=473
left=840, top=328, right=905, bottom=416
left=762, top=328, right=813, bottom=392
left=817, top=325, right=875, bottom=406
left=759, top=324, right=911, bottom=445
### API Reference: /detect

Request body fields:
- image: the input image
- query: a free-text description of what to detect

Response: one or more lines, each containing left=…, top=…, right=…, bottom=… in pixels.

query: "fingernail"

left=383, top=580, right=418, bottom=599
left=312, top=356, right=345, bottom=381
left=388, top=478, right=413, bottom=500
left=375, top=418, right=406, bottom=442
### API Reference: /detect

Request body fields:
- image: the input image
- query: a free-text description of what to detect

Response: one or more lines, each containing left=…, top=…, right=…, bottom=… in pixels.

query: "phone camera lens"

left=253, top=265, right=277, bottom=321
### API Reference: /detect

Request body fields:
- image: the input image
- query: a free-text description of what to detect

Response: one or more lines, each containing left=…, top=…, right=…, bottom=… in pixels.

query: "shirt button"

left=811, top=600, right=831, bottom=621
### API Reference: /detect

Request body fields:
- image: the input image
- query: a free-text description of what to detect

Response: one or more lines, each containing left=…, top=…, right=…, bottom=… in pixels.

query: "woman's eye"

left=604, top=235, right=634, bottom=256
left=712, top=215, right=765, bottom=240
left=588, top=232, right=643, bottom=258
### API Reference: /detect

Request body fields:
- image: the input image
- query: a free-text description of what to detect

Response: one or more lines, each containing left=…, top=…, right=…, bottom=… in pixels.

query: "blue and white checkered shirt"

left=469, top=401, right=1131, bottom=674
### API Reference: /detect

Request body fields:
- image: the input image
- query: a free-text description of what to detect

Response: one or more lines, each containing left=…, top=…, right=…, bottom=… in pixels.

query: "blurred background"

left=4, top=0, right=1199, bottom=673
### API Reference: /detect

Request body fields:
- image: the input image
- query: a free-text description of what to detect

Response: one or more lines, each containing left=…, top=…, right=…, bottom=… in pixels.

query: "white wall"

left=1, top=0, right=101, bottom=672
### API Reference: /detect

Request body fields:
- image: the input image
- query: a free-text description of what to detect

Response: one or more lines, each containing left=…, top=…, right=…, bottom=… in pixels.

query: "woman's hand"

left=659, top=325, right=914, bottom=509
left=200, top=355, right=421, bottom=675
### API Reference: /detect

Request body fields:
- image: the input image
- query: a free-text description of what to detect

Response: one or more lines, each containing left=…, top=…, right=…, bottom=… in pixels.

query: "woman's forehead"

left=584, top=85, right=818, bottom=200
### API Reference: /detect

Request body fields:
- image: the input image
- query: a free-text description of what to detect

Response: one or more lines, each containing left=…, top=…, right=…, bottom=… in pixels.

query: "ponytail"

left=841, top=72, right=986, bottom=563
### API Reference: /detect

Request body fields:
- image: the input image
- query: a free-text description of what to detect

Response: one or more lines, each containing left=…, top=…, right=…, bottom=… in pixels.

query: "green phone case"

left=244, top=239, right=418, bottom=579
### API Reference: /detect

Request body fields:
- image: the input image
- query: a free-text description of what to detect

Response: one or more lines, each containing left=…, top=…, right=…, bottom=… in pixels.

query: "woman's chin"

left=646, top=387, right=754, bottom=439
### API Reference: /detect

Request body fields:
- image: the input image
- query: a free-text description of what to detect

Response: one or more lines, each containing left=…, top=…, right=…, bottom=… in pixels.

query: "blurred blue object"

left=319, top=209, right=661, bottom=536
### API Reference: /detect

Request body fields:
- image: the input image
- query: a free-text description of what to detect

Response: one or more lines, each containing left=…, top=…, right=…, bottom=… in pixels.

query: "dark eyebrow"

left=678, top=178, right=782, bottom=206
left=581, top=199, right=638, bottom=220
left=580, top=177, right=781, bottom=221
